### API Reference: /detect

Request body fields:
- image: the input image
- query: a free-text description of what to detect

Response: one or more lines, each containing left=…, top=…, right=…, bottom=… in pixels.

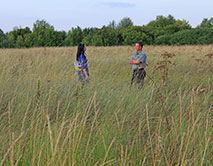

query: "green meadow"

left=0, top=45, right=212, bottom=165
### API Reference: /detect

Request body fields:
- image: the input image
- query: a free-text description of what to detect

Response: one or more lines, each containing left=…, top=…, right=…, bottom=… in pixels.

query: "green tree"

left=147, top=15, right=191, bottom=44
left=108, top=20, right=117, bottom=30
left=54, top=31, right=66, bottom=46
left=122, top=26, right=153, bottom=45
left=117, top=17, right=133, bottom=29
left=24, top=33, right=33, bottom=48
left=82, top=28, right=98, bottom=46
left=198, top=18, right=213, bottom=28
left=7, top=27, right=31, bottom=48
left=148, top=15, right=176, bottom=28
left=155, top=27, right=213, bottom=45
left=32, top=20, right=55, bottom=47
left=91, top=26, right=121, bottom=46
left=91, top=34, right=103, bottom=46
left=65, top=26, right=83, bottom=46
left=0, top=29, right=5, bottom=48
left=16, top=35, right=25, bottom=48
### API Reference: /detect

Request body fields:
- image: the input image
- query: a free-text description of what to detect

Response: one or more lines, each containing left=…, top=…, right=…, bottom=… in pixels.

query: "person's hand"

left=86, top=76, right=90, bottom=80
left=130, top=60, right=140, bottom=64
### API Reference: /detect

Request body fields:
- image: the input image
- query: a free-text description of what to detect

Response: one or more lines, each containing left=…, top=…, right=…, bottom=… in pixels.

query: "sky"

left=0, top=0, right=212, bottom=32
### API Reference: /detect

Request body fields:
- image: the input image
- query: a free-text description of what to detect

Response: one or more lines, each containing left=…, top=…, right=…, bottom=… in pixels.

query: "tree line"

left=0, top=15, right=213, bottom=48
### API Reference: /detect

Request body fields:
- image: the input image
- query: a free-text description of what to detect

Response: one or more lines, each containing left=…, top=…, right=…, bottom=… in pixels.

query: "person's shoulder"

left=78, top=54, right=85, bottom=61
left=80, top=54, right=85, bottom=58
left=140, top=50, right=146, bottom=56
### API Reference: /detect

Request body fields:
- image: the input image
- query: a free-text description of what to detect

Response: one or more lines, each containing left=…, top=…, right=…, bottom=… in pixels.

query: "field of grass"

left=0, top=45, right=212, bottom=165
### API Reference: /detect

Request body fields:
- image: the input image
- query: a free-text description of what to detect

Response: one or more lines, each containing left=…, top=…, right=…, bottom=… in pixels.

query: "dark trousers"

left=131, top=68, right=146, bottom=88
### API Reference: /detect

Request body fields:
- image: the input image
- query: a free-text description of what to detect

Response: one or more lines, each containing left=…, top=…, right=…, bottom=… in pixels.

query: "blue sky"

left=0, top=0, right=212, bottom=32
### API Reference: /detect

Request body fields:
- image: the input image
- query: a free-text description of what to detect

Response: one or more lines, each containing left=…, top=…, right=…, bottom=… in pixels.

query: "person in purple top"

left=76, top=43, right=90, bottom=82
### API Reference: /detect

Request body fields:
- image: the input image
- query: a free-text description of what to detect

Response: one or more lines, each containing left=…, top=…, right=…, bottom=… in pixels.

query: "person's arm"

left=129, top=59, right=140, bottom=64
left=138, top=53, right=147, bottom=67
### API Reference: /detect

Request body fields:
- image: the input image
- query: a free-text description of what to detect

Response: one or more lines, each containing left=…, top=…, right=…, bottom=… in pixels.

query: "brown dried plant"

left=153, top=52, right=176, bottom=131
left=155, top=52, right=176, bottom=85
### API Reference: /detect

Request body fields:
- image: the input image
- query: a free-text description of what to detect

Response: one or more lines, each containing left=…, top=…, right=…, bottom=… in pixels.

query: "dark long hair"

left=76, top=43, right=85, bottom=61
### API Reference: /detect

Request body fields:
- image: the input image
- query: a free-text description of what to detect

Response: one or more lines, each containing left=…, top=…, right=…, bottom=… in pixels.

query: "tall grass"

left=0, top=45, right=212, bottom=165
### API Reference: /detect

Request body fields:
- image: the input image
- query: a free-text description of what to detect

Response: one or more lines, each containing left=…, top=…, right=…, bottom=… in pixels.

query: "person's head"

left=135, top=41, right=143, bottom=52
left=76, top=43, right=86, bottom=61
